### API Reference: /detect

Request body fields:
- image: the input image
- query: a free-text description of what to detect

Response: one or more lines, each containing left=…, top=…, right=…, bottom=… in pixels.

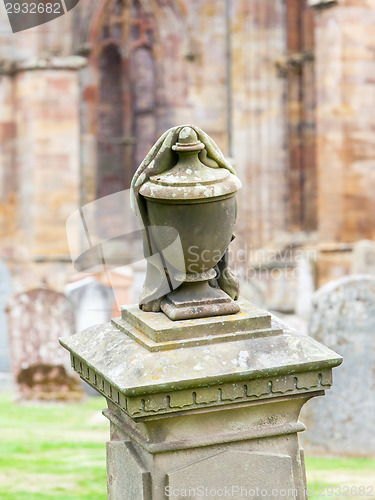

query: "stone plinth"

left=60, top=299, right=342, bottom=499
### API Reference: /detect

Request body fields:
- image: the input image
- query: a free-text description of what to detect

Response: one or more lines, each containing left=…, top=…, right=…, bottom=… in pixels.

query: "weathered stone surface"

left=134, top=125, right=242, bottom=319
left=103, top=394, right=311, bottom=499
left=13, top=69, right=81, bottom=260
left=221, top=383, right=246, bottom=401
left=315, top=2, right=375, bottom=242
left=272, top=375, right=296, bottom=393
left=245, top=379, right=271, bottom=398
left=7, top=288, right=83, bottom=400
left=106, top=441, right=151, bottom=500
left=300, top=275, right=375, bottom=455
left=167, top=451, right=295, bottom=499
left=60, top=298, right=342, bottom=404
left=121, top=298, right=273, bottom=343
left=62, top=283, right=342, bottom=499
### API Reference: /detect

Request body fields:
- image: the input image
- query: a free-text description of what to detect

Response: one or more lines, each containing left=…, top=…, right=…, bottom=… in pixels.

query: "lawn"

left=0, top=393, right=108, bottom=500
left=305, top=456, right=375, bottom=499
left=0, top=393, right=374, bottom=499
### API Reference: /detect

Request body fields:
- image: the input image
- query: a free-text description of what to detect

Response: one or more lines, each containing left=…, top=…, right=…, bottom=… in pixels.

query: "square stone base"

left=105, top=395, right=315, bottom=500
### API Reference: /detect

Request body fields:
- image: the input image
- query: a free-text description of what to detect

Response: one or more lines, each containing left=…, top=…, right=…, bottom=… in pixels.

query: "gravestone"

left=61, top=125, right=342, bottom=499
left=300, top=275, right=375, bottom=455
left=295, top=254, right=316, bottom=321
left=351, top=240, right=375, bottom=275
left=65, top=277, right=114, bottom=332
left=0, top=259, right=12, bottom=373
left=7, top=288, right=83, bottom=401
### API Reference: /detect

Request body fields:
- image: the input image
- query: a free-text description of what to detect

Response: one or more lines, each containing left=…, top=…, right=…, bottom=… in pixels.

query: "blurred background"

left=0, top=0, right=375, bottom=489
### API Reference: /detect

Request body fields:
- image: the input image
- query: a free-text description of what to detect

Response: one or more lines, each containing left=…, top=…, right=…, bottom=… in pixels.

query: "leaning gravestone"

left=7, top=288, right=83, bottom=401
left=300, top=275, right=375, bottom=455
left=0, top=259, right=12, bottom=373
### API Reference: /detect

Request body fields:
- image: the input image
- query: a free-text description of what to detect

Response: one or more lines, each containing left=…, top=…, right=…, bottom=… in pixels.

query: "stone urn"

left=138, top=126, right=242, bottom=320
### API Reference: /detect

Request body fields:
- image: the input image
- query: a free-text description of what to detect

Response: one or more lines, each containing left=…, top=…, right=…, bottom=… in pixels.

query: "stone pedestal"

left=60, top=298, right=342, bottom=499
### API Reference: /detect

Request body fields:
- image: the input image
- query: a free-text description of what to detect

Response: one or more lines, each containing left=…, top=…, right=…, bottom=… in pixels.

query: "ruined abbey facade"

left=1, top=0, right=375, bottom=298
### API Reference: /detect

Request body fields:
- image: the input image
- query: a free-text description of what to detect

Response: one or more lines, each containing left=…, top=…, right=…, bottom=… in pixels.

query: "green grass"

left=0, top=394, right=108, bottom=499
left=306, top=456, right=375, bottom=499
left=0, top=393, right=374, bottom=499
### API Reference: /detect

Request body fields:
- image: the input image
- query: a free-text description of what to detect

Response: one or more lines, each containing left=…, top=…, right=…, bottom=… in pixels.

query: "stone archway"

left=96, top=0, right=158, bottom=193
left=97, top=42, right=126, bottom=197
left=78, top=0, right=189, bottom=206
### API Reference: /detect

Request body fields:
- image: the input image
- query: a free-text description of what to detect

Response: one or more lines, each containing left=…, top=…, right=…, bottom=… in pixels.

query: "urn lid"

left=139, top=127, right=241, bottom=202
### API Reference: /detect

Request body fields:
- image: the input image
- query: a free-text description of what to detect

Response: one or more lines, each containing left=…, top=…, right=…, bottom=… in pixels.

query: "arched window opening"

left=97, top=44, right=125, bottom=199
left=95, top=0, right=158, bottom=196
left=132, top=46, right=156, bottom=168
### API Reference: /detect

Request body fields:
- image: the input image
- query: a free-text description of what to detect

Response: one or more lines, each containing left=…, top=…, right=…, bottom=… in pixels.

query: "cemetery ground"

left=0, top=393, right=374, bottom=500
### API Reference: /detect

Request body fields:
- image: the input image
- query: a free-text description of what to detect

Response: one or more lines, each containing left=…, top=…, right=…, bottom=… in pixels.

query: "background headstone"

left=300, top=275, right=375, bottom=455
left=65, top=276, right=114, bottom=332
left=295, top=254, right=316, bottom=321
left=7, top=288, right=83, bottom=401
left=0, top=259, right=12, bottom=373
left=351, top=240, right=375, bottom=275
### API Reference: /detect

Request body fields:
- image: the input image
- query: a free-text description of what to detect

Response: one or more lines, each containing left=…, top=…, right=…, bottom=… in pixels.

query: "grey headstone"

left=0, top=260, right=12, bottom=372
left=65, top=277, right=114, bottom=332
left=7, top=288, right=83, bottom=400
left=300, top=275, right=375, bottom=455
left=351, top=240, right=375, bottom=275
left=295, top=255, right=316, bottom=320
left=65, top=278, right=115, bottom=396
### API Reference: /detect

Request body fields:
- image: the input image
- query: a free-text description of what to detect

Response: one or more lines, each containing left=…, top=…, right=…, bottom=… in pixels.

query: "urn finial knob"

left=172, top=127, right=205, bottom=152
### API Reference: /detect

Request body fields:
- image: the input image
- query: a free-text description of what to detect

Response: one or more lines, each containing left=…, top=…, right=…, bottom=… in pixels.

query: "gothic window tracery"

left=96, top=0, right=157, bottom=195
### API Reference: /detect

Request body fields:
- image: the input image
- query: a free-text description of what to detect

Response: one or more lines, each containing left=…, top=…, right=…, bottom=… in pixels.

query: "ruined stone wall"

left=0, top=4, right=82, bottom=292
left=230, top=0, right=288, bottom=249
left=2, top=0, right=375, bottom=303
left=314, top=0, right=375, bottom=243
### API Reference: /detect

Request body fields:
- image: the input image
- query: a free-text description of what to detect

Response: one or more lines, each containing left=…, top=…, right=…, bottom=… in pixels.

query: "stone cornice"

left=60, top=298, right=342, bottom=422
left=0, top=56, right=87, bottom=76
left=73, top=353, right=331, bottom=420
